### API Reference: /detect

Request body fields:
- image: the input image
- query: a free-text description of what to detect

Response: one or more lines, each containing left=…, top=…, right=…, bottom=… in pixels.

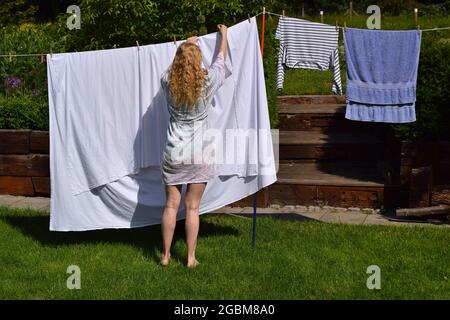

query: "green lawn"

left=0, top=206, right=449, bottom=299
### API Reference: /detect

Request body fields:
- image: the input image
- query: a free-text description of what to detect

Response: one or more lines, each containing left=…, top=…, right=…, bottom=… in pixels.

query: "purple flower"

left=4, top=75, right=23, bottom=90
left=31, top=88, right=39, bottom=97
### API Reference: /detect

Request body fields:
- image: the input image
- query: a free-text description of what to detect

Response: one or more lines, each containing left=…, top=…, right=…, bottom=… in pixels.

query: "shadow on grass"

left=0, top=212, right=239, bottom=265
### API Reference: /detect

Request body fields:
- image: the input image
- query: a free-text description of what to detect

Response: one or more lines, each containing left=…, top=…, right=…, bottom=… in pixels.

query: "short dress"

left=160, top=52, right=228, bottom=185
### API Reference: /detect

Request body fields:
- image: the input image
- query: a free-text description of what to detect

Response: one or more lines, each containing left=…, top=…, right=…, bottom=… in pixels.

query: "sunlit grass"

left=1, top=206, right=449, bottom=299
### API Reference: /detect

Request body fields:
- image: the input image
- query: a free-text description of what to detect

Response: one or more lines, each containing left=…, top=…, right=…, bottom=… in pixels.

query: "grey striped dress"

left=160, top=52, right=227, bottom=186
left=275, top=16, right=342, bottom=95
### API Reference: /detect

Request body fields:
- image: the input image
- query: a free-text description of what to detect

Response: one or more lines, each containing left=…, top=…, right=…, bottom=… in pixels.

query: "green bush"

left=0, top=92, right=48, bottom=130
left=260, top=14, right=279, bottom=128
left=55, top=0, right=285, bottom=51
left=0, top=22, right=60, bottom=131
left=0, top=23, right=61, bottom=96
left=392, top=32, right=450, bottom=140
left=0, top=0, right=38, bottom=27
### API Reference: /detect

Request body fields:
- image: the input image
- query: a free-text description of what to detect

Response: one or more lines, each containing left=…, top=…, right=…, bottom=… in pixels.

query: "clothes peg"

left=9, top=51, right=12, bottom=62
left=320, top=11, right=324, bottom=24
left=136, top=40, right=140, bottom=50
left=417, top=24, right=421, bottom=34
left=50, top=47, right=53, bottom=58
left=282, top=10, right=285, bottom=16
left=248, top=14, right=251, bottom=22
left=336, top=20, right=339, bottom=32
left=344, top=21, right=347, bottom=31
left=173, top=35, right=176, bottom=46
left=40, top=53, right=44, bottom=64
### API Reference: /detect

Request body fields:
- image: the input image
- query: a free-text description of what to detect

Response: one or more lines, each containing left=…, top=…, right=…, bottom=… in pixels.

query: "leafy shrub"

left=0, top=22, right=60, bottom=97
left=0, top=92, right=48, bottom=130
left=55, top=0, right=285, bottom=51
left=392, top=32, right=450, bottom=140
left=260, top=15, right=279, bottom=128
left=0, top=0, right=38, bottom=27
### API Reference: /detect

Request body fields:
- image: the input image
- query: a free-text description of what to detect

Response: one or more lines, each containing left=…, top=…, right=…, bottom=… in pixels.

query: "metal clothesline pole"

left=252, top=7, right=266, bottom=249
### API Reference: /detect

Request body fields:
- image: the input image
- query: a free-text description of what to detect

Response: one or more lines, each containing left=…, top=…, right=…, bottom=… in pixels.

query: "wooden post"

left=414, top=8, right=418, bottom=27
left=350, top=1, right=353, bottom=20
left=409, top=166, right=433, bottom=208
left=397, top=205, right=450, bottom=217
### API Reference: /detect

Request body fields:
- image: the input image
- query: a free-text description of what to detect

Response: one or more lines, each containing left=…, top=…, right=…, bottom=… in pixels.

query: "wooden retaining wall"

left=0, top=129, right=50, bottom=196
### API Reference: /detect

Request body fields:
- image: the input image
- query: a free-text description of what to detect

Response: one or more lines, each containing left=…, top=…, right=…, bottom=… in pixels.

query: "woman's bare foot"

left=160, top=253, right=171, bottom=267
left=187, top=258, right=200, bottom=268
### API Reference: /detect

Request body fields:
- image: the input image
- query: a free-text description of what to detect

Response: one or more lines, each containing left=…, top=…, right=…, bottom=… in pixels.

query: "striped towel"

left=275, top=16, right=342, bottom=95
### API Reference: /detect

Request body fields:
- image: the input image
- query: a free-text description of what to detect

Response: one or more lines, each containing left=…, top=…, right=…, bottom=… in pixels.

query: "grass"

left=1, top=206, right=449, bottom=299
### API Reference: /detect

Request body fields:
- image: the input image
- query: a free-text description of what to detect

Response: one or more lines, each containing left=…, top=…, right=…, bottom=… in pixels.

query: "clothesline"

left=261, top=10, right=450, bottom=32
left=0, top=11, right=449, bottom=58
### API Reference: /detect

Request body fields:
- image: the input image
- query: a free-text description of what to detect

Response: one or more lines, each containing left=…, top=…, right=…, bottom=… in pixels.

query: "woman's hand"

left=217, top=24, right=227, bottom=36
left=217, top=24, right=228, bottom=61
left=186, top=36, right=199, bottom=45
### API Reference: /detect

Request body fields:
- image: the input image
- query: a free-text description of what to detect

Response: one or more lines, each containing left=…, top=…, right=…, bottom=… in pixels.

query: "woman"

left=159, top=24, right=229, bottom=268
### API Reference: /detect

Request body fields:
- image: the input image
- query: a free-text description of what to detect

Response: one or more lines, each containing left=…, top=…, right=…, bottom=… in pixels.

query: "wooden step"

left=231, top=162, right=398, bottom=208
left=276, top=162, right=386, bottom=187
left=278, top=103, right=386, bottom=132
left=278, top=95, right=347, bottom=105
left=278, top=103, right=346, bottom=114
left=279, top=131, right=383, bottom=161
left=269, top=162, right=397, bottom=208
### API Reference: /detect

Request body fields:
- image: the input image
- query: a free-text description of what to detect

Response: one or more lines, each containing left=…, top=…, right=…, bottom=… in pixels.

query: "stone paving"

left=1, top=194, right=449, bottom=227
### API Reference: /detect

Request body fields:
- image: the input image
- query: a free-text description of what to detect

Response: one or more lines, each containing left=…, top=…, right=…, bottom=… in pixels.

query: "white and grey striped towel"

left=275, top=16, right=342, bottom=95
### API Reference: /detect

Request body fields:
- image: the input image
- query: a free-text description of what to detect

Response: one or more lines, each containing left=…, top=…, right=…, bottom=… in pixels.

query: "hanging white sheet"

left=47, top=17, right=277, bottom=231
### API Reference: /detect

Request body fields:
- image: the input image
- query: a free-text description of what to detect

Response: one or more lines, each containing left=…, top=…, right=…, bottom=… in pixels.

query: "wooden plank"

left=0, top=129, right=30, bottom=154
left=268, top=183, right=386, bottom=208
left=280, top=144, right=383, bottom=161
left=0, top=154, right=50, bottom=176
left=0, top=176, right=34, bottom=196
left=268, top=184, right=318, bottom=206
left=230, top=188, right=269, bottom=208
left=278, top=104, right=346, bottom=114
left=276, top=162, right=387, bottom=187
left=316, top=186, right=382, bottom=208
left=30, top=131, right=49, bottom=153
left=279, top=131, right=381, bottom=145
left=409, top=166, right=433, bottom=208
left=32, top=177, right=50, bottom=195
left=396, top=205, right=450, bottom=217
left=277, top=95, right=347, bottom=105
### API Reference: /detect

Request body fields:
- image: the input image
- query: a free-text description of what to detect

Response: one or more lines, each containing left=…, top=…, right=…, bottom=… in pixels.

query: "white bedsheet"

left=47, top=17, right=277, bottom=231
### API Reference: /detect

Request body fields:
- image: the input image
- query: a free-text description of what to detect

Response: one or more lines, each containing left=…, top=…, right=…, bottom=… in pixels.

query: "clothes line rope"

left=263, top=10, right=450, bottom=32
left=0, top=11, right=449, bottom=58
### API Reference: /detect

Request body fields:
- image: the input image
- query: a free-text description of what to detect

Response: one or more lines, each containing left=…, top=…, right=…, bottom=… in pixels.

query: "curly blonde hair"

left=168, top=42, right=207, bottom=107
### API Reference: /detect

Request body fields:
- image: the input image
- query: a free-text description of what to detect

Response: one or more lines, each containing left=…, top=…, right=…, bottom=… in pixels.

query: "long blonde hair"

left=168, top=42, right=207, bottom=107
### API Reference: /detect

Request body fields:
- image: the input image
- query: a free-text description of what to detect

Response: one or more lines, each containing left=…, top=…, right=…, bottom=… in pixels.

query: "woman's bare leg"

left=184, top=182, right=206, bottom=268
left=160, top=184, right=182, bottom=266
